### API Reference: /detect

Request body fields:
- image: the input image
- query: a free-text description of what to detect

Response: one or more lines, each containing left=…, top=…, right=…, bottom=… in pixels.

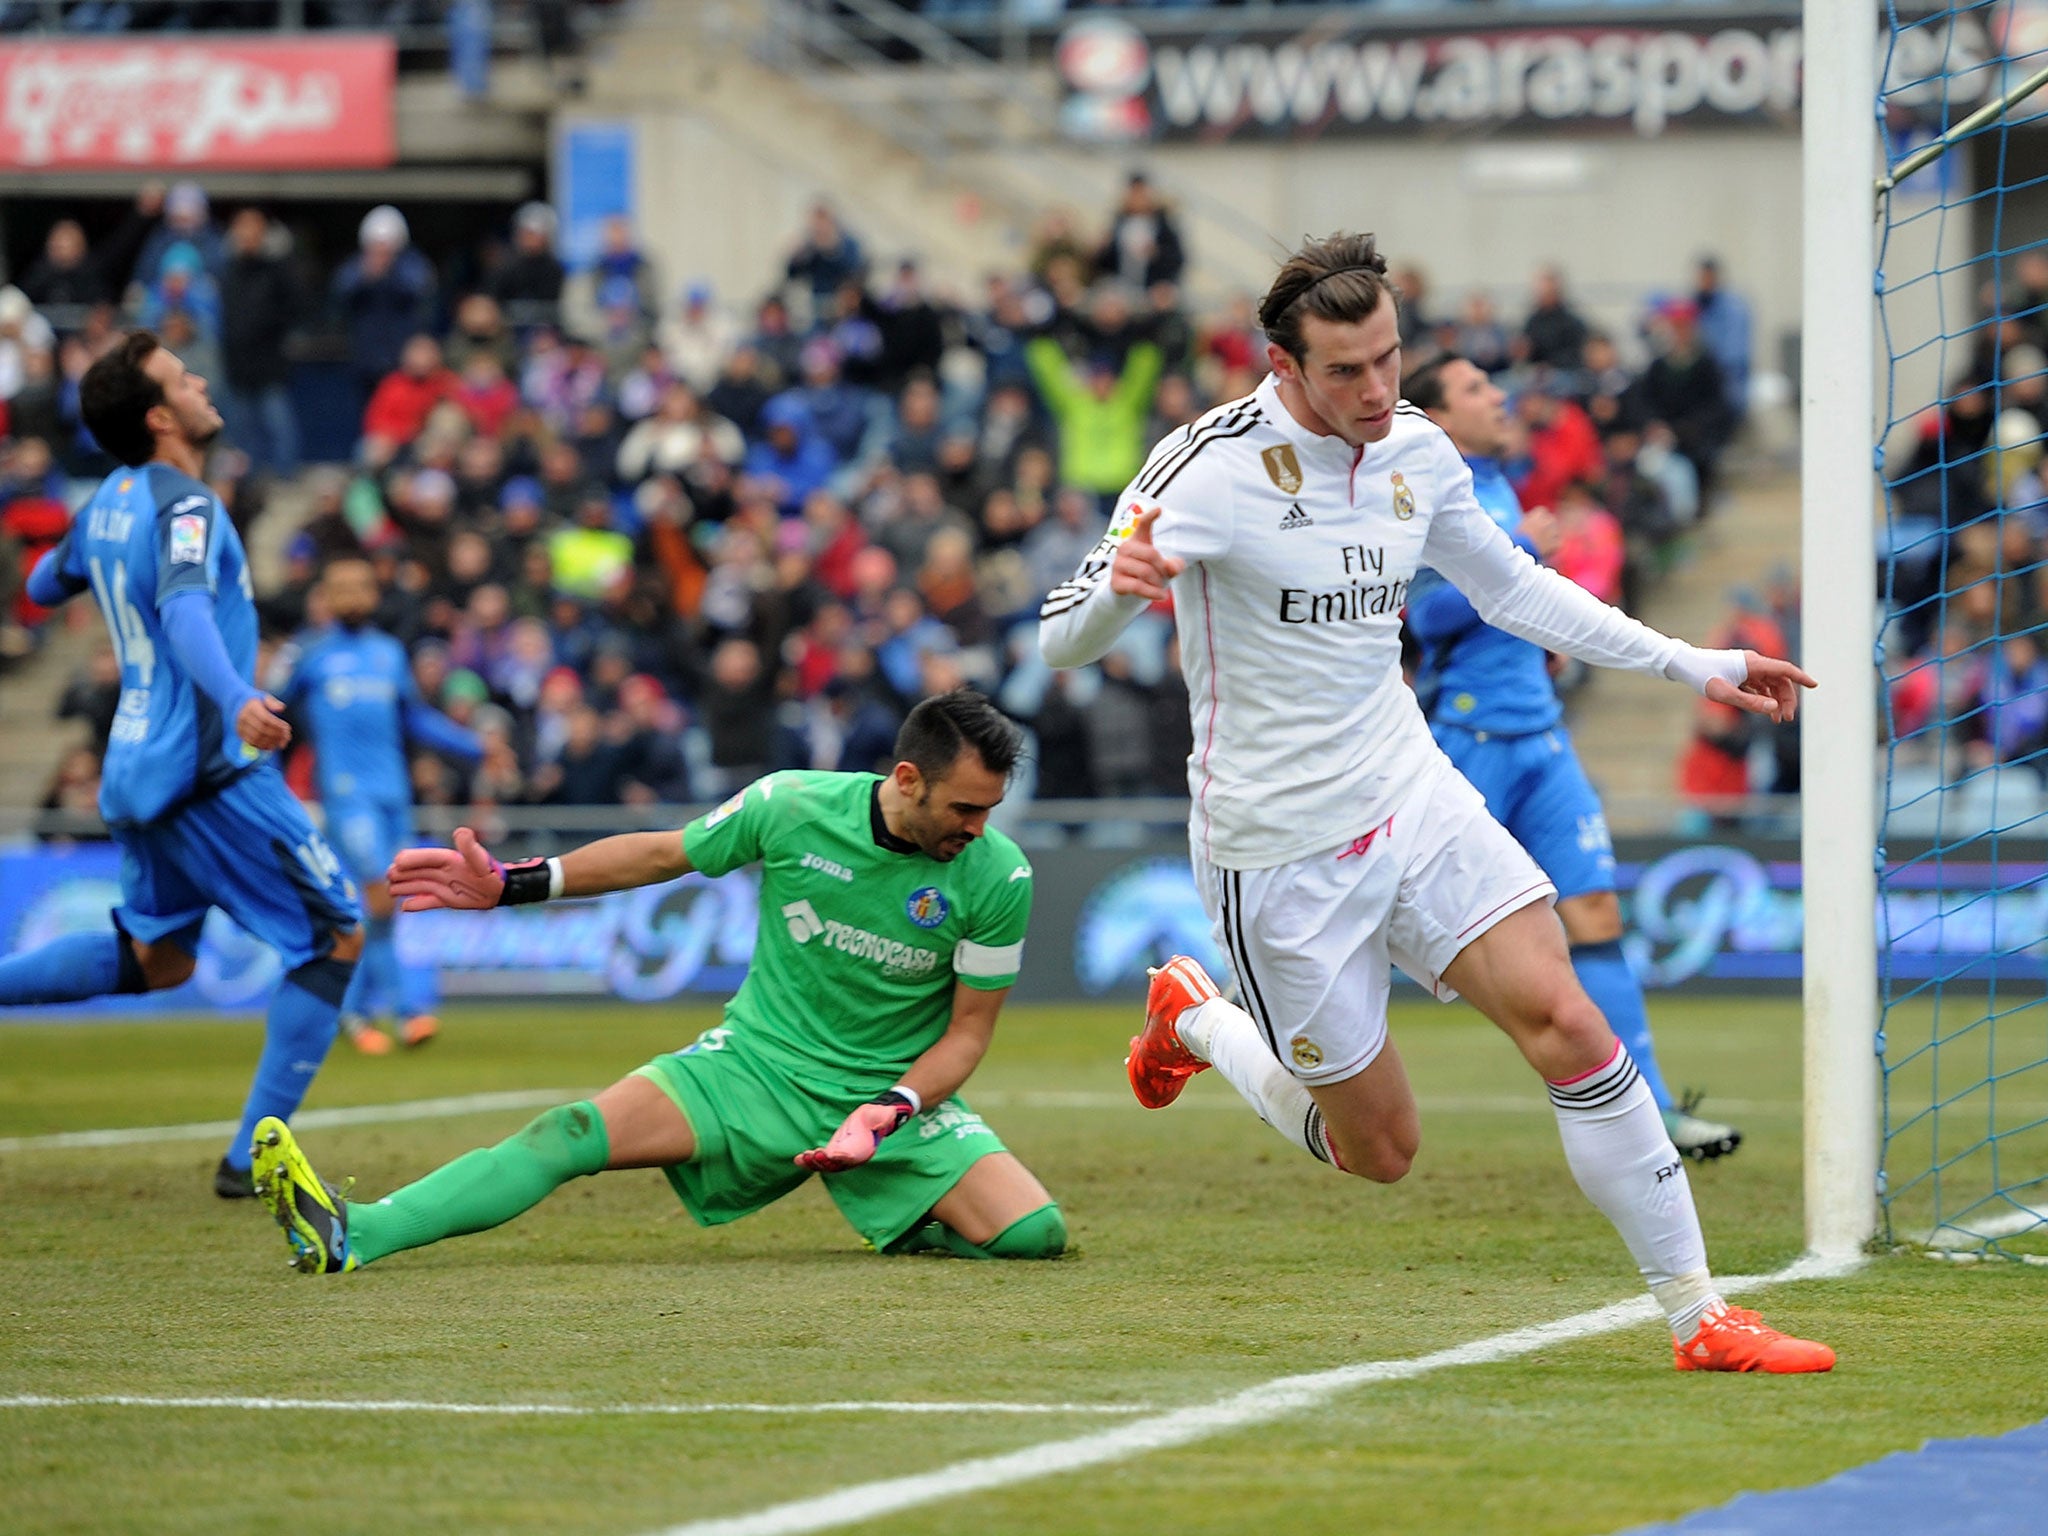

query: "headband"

left=1309, top=262, right=1385, bottom=288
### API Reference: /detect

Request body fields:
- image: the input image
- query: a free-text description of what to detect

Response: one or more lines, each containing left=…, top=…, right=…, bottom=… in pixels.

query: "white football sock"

left=1179, top=998, right=1338, bottom=1166
left=1650, top=1270, right=1725, bottom=1342
left=1546, top=1042, right=1725, bottom=1340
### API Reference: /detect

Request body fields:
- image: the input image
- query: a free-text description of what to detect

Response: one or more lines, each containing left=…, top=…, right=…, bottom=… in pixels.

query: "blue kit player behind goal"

left=0, top=330, right=364, bottom=1197
left=274, top=555, right=481, bottom=1055
left=1402, top=354, right=1739, bottom=1161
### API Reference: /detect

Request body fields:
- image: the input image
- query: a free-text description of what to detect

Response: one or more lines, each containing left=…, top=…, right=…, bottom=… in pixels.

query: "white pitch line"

left=0, top=1088, right=1804, bottom=1156
left=0, top=1394, right=1148, bottom=1418
left=644, top=1252, right=1861, bottom=1536
left=0, top=1088, right=581, bottom=1153
left=1923, top=1202, right=2048, bottom=1248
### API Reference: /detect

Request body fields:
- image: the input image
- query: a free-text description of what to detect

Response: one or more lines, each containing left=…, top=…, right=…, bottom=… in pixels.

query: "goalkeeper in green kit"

left=249, top=690, right=1067, bottom=1272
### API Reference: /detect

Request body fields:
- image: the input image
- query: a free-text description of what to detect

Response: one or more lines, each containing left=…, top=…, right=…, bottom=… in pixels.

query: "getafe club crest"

left=1261, top=444, right=1303, bottom=494
left=905, top=886, right=950, bottom=929
left=1391, top=472, right=1416, bottom=520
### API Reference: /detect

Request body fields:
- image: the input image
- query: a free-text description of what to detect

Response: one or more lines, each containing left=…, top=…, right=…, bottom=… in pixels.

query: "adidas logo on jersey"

left=1278, top=502, right=1314, bottom=530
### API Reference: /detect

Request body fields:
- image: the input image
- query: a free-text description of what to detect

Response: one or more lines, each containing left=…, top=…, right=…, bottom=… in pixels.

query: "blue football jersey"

left=54, top=463, right=262, bottom=824
left=1407, top=454, right=1564, bottom=737
left=275, top=625, right=420, bottom=805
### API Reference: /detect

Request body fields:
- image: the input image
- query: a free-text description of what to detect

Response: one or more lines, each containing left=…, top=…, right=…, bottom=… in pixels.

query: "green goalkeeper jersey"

left=681, top=770, right=1034, bottom=1088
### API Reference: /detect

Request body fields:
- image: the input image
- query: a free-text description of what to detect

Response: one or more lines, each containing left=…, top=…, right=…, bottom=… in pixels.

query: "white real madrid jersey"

left=1039, top=374, right=1740, bottom=870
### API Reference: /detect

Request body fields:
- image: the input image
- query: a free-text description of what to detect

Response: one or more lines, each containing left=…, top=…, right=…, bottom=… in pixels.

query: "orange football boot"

left=1127, top=956, right=1219, bottom=1109
left=398, top=1014, right=440, bottom=1049
left=1673, top=1306, right=1836, bottom=1373
left=344, top=1021, right=393, bottom=1057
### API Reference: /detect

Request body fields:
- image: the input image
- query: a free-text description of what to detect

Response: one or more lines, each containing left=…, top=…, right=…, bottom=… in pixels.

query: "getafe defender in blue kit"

left=0, top=331, right=363, bottom=1197
left=274, top=555, right=480, bottom=1055
left=1402, top=353, right=1739, bottom=1160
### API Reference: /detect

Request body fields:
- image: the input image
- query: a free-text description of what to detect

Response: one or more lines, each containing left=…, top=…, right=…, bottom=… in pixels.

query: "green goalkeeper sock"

left=889, top=1203, right=1067, bottom=1261
left=345, top=1102, right=610, bottom=1266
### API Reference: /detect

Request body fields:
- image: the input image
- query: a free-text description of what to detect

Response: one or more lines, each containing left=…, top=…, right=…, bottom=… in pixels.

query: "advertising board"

left=1054, top=5, right=2030, bottom=142
left=0, top=36, right=396, bottom=170
left=3, top=835, right=2039, bottom=1015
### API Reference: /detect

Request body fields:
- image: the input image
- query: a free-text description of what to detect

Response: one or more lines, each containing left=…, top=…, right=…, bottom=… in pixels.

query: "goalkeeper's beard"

left=907, top=792, right=974, bottom=862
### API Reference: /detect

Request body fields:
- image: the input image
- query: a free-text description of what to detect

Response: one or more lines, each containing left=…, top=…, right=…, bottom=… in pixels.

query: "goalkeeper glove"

left=388, top=828, right=560, bottom=911
left=794, top=1089, right=919, bottom=1172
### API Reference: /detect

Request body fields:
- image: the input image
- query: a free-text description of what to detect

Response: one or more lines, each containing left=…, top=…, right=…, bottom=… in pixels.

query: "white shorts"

left=1193, top=760, right=1555, bottom=1086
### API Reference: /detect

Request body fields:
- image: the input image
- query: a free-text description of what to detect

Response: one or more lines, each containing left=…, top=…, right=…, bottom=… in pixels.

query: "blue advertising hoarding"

left=2, top=837, right=2041, bottom=1015
left=0, top=844, right=759, bottom=1015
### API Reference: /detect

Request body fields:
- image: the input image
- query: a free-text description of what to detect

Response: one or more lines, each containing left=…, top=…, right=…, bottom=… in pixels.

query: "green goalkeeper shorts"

left=633, top=1025, right=1007, bottom=1251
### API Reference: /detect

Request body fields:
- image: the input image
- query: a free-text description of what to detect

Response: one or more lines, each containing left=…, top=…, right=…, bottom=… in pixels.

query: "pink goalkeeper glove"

left=795, top=1091, right=917, bottom=1172
left=389, top=827, right=557, bottom=912
left=389, top=827, right=507, bottom=911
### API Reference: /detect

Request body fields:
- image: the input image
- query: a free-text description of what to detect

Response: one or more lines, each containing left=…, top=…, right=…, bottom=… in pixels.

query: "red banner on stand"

left=0, top=36, right=396, bottom=170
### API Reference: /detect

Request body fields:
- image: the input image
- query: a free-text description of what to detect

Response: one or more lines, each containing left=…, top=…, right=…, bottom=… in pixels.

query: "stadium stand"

left=2, top=179, right=1764, bottom=818
left=0, top=0, right=1848, bottom=829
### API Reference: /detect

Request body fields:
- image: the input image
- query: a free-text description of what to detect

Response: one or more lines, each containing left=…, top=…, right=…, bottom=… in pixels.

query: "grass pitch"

left=3, top=997, right=2044, bottom=1536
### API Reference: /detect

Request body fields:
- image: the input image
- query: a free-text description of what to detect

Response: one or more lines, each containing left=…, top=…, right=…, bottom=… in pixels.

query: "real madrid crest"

left=1391, top=472, right=1416, bottom=520
left=1290, top=1035, right=1324, bottom=1071
left=1261, top=444, right=1304, bottom=495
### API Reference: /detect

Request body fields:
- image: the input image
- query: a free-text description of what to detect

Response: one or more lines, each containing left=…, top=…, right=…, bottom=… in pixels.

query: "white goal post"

left=1800, top=0, right=1882, bottom=1259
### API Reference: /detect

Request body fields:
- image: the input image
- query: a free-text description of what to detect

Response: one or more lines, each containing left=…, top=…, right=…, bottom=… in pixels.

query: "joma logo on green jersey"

left=781, top=900, right=940, bottom=974
left=799, top=851, right=855, bottom=882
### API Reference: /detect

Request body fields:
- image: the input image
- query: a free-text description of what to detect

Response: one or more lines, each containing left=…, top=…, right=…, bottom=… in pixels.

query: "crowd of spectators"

left=1883, top=248, right=2048, bottom=797
left=7, top=165, right=1757, bottom=816
left=240, top=179, right=1224, bottom=811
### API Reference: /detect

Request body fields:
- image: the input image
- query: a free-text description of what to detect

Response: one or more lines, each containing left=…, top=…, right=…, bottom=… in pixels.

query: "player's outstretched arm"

left=795, top=982, right=1007, bottom=1172
left=388, top=826, right=694, bottom=911
left=1420, top=476, right=1816, bottom=720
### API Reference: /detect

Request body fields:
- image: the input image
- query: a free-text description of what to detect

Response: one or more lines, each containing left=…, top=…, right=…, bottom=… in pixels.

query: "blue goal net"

left=1876, top=0, right=2048, bottom=1258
